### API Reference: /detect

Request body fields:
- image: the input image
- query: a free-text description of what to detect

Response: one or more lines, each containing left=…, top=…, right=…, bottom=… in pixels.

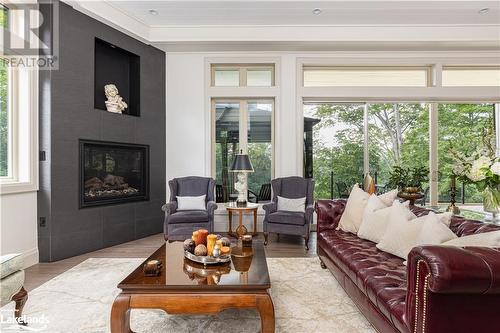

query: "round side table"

left=226, top=203, right=258, bottom=239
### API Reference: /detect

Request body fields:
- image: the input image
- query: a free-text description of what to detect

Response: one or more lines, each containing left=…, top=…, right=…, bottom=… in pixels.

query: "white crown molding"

left=149, top=25, right=500, bottom=43
left=63, top=0, right=500, bottom=45
left=63, top=0, right=150, bottom=42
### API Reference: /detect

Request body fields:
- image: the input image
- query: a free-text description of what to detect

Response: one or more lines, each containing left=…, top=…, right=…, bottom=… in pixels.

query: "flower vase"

left=483, top=186, right=500, bottom=223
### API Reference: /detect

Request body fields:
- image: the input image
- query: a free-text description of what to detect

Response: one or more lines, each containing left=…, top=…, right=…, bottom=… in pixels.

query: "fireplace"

left=79, top=140, right=149, bottom=208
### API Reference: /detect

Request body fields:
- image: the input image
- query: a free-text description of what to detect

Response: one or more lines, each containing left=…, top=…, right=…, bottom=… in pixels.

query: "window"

left=0, top=7, right=9, bottom=177
left=303, top=103, right=365, bottom=199
left=0, top=5, right=38, bottom=193
left=213, top=99, right=273, bottom=202
left=247, top=101, right=273, bottom=195
left=212, top=64, right=274, bottom=87
left=0, top=59, right=9, bottom=177
left=303, top=66, right=430, bottom=87
left=438, top=104, right=496, bottom=203
left=442, top=66, right=500, bottom=87
left=369, top=103, right=429, bottom=187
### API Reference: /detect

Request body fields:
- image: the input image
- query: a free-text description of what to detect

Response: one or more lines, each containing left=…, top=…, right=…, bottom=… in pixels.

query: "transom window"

left=303, top=66, right=431, bottom=87
left=211, top=64, right=275, bottom=87
left=442, top=66, right=500, bottom=87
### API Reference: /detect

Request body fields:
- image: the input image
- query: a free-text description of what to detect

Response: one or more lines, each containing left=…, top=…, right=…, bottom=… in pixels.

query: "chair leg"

left=304, top=234, right=310, bottom=250
left=264, top=232, right=269, bottom=246
left=12, top=287, right=28, bottom=325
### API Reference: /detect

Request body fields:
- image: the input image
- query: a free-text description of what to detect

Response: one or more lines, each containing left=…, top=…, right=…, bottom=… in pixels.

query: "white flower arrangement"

left=450, top=130, right=499, bottom=191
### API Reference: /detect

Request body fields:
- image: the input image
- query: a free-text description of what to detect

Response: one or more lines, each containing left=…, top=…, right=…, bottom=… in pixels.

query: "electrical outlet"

left=39, top=217, right=46, bottom=227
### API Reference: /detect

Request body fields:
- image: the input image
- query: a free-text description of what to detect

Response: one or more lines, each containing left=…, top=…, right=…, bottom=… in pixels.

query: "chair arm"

left=305, top=204, right=315, bottom=225
left=262, top=202, right=277, bottom=215
left=161, top=201, right=177, bottom=215
left=206, top=201, right=218, bottom=215
left=315, top=199, right=346, bottom=234
left=406, top=245, right=500, bottom=333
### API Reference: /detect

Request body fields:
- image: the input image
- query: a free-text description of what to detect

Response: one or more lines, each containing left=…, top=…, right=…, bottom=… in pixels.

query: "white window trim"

left=0, top=67, right=39, bottom=194
left=205, top=57, right=280, bottom=180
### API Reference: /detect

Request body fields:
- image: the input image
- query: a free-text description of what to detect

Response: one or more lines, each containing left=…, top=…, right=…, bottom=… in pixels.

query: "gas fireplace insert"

left=79, top=140, right=149, bottom=208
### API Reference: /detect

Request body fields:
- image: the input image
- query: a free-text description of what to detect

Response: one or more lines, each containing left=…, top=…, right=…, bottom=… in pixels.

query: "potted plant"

left=388, top=166, right=429, bottom=205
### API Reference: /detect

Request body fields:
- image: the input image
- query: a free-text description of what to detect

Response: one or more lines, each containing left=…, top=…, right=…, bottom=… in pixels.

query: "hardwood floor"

left=24, top=232, right=317, bottom=292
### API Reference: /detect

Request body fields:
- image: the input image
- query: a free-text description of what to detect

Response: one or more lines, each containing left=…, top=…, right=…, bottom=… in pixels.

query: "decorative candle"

left=207, top=234, right=217, bottom=256
left=192, top=231, right=199, bottom=243
left=196, top=229, right=209, bottom=246
left=451, top=174, right=456, bottom=189
left=242, top=235, right=252, bottom=248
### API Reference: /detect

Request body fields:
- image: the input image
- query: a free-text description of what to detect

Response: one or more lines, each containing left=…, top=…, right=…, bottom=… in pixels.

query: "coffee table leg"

left=111, top=294, right=134, bottom=333
left=256, top=293, right=275, bottom=333
left=228, top=211, right=233, bottom=235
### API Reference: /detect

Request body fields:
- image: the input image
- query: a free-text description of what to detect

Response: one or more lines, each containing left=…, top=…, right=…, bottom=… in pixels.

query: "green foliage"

left=387, top=165, right=429, bottom=190
left=0, top=60, right=7, bottom=177
left=437, top=104, right=495, bottom=202
left=306, top=102, right=494, bottom=203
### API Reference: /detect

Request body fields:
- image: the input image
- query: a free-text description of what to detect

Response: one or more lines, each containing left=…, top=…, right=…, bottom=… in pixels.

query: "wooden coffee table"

left=110, top=241, right=274, bottom=332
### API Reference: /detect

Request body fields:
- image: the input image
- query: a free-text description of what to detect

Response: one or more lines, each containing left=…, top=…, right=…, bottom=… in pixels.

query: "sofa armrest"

left=263, top=202, right=277, bottom=215
left=406, top=245, right=500, bottom=333
left=161, top=201, right=177, bottom=215
left=207, top=201, right=218, bottom=216
left=408, top=245, right=500, bottom=295
left=315, top=199, right=346, bottom=234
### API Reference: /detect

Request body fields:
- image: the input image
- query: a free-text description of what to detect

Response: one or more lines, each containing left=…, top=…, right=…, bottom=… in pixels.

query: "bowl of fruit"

left=183, top=229, right=232, bottom=265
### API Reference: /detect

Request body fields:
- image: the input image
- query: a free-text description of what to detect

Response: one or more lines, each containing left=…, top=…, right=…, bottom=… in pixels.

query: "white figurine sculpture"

left=234, top=172, right=248, bottom=204
left=104, top=84, right=128, bottom=114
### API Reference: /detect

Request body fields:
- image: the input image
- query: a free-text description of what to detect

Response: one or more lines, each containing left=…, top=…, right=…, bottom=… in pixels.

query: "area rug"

left=1, top=257, right=375, bottom=333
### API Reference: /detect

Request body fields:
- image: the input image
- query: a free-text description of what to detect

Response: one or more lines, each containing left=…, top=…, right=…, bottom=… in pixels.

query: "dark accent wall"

left=38, top=2, right=166, bottom=262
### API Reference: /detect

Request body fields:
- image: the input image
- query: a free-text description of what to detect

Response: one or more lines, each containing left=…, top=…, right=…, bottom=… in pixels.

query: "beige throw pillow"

left=358, top=198, right=412, bottom=244
left=337, top=184, right=370, bottom=234
left=378, top=206, right=457, bottom=260
left=376, top=201, right=421, bottom=259
left=415, top=212, right=457, bottom=245
left=338, top=186, right=398, bottom=234
left=443, top=230, right=500, bottom=247
left=378, top=189, right=399, bottom=206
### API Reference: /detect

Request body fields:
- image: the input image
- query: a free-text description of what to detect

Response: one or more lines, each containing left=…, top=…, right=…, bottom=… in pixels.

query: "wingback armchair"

left=162, top=176, right=217, bottom=241
left=263, top=176, right=315, bottom=249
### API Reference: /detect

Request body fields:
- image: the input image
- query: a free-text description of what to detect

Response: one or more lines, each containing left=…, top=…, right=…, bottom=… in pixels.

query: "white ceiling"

left=108, top=0, right=499, bottom=26
left=66, top=1, right=500, bottom=46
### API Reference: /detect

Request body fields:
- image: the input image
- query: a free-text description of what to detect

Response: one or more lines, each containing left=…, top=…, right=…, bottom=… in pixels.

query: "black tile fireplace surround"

left=79, top=139, right=150, bottom=208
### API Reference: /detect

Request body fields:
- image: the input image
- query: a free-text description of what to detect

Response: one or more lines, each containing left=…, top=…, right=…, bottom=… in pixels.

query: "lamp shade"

left=230, top=152, right=254, bottom=172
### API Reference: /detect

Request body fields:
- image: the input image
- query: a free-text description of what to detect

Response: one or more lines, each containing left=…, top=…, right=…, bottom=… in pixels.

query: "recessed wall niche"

left=94, top=38, right=140, bottom=116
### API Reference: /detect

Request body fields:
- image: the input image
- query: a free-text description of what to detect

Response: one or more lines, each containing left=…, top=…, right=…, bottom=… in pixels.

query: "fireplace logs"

left=84, top=174, right=139, bottom=198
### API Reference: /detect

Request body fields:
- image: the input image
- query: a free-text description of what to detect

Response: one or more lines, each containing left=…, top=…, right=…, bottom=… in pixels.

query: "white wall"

left=166, top=54, right=208, bottom=180
left=0, top=192, right=38, bottom=268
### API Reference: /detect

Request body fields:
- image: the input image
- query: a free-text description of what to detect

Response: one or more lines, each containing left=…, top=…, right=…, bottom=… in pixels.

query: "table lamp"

left=230, top=149, right=254, bottom=207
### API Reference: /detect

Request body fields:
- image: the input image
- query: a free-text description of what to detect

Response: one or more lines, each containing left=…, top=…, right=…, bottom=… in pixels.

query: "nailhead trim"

left=414, top=259, right=430, bottom=333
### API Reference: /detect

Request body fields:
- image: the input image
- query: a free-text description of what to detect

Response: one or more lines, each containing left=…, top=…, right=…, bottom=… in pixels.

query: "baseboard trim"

left=22, top=247, right=39, bottom=268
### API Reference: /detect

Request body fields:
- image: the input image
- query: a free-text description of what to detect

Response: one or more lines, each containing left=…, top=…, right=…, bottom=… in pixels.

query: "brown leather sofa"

left=316, top=199, right=500, bottom=333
